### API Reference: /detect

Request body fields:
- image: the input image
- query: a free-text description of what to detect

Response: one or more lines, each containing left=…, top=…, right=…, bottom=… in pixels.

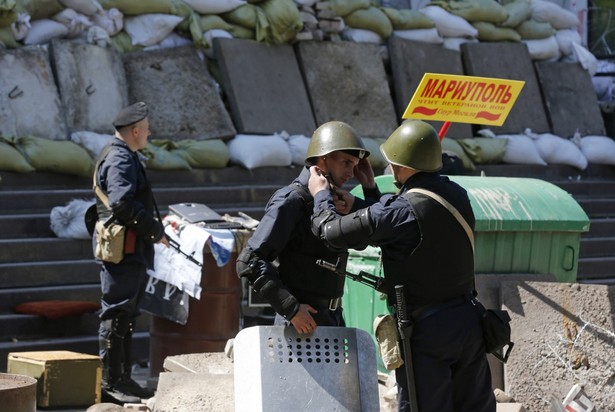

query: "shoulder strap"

left=403, top=188, right=474, bottom=254
left=92, top=145, right=115, bottom=208
left=289, top=182, right=314, bottom=210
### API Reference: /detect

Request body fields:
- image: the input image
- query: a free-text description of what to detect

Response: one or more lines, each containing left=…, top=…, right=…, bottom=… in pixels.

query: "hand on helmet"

left=354, top=158, right=376, bottom=189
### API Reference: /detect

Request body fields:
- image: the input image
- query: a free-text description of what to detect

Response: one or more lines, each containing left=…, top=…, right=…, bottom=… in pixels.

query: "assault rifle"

left=168, top=237, right=203, bottom=268
left=316, top=256, right=386, bottom=293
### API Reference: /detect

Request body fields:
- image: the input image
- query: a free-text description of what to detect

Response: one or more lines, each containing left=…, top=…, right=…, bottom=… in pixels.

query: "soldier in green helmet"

left=236, top=121, right=380, bottom=333
left=308, top=120, right=496, bottom=412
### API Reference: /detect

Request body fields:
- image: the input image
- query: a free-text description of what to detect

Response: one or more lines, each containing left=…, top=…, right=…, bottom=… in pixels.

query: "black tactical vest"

left=382, top=185, right=475, bottom=311
left=277, top=183, right=345, bottom=300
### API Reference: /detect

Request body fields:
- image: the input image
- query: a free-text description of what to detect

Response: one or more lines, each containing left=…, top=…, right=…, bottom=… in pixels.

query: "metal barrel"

left=0, top=373, right=37, bottom=412
left=149, top=248, right=241, bottom=375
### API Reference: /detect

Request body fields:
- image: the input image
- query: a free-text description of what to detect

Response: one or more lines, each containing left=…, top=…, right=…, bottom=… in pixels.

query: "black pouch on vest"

left=473, top=299, right=514, bottom=363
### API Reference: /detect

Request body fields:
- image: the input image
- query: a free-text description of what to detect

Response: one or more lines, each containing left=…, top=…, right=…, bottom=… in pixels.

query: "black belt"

left=411, top=295, right=471, bottom=323
left=298, top=296, right=342, bottom=311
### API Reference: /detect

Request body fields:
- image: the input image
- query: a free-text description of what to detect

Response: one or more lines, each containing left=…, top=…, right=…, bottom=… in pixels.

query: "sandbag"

left=443, top=36, right=478, bottom=51
left=52, top=8, right=94, bottom=38
left=420, top=6, right=478, bottom=38
left=98, top=0, right=193, bottom=17
left=0, top=25, right=19, bottom=47
left=394, top=27, right=443, bottom=44
left=562, top=42, right=598, bottom=76
left=143, top=142, right=192, bottom=170
left=342, top=27, right=382, bottom=43
left=441, top=137, right=475, bottom=170
left=50, top=198, right=93, bottom=239
left=183, top=0, right=245, bottom=14
left=330, top=0, right=369, bottom=17
left=156, top=138, right=230, bottom=168
left=431, top=0, right=507, bottom=24
left=577, top=135, right=615, bottom=165
left=530, top=0, right=579, bottom=29
left=522, top=35, right=560, bottom=60
left=382, top=7, right=435, bottom=30
left=124, top=13, right=184, bottom=46
left=457, top=137, right=507, bottom=164
left=0, top=138, right=35, bottom=172
left=221, top=3, right=258, bottom=28
left=478, top=129, right=546, bottom=165
left=70, top=131, right=114, bottom=158
left=555, top=28, right=581, bottom=56
left=499, top=0, right=532, bottom=28
left=16, top=0, right=64, bottom=21
left=288, top=134, right=310, bottom=165
left=227, top=23, right=254, bottom=39
left=199, top=14, right=233, bottom=31
left=228, top=133, right=292, bottom=169
left=260, top=0, right=302, bottom=44
left=13, top=135, right=94, bottom=177
left=0, top=0, right=17, bottom=29
left=58, top=0, right=103, bottom=16
left=92, top=7, right=123, bottom=35
left=23, top=18, right=69, bottom=44
left=515, top=18, right=555, bottom=40
left=527, top=131, right=587, bottom=169
left=344, top=7, right=393, bottom=39
left=109, top=30, right=144, bottom=52
left=473, top=21, right=521, bottom=42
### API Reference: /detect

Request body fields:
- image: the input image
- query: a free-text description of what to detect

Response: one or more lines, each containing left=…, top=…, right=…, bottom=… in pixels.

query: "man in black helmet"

left=308, top=120, right=496, bottom=412
left=93, top=102, right=170, bottom=404
left=236, top=121, right=380, bottom=334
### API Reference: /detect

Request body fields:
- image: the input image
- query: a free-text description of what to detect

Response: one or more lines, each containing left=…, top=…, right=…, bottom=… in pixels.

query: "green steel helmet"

left=380, top=120, right=442, bottom=172
left=305, top=121, right=369, bottom=165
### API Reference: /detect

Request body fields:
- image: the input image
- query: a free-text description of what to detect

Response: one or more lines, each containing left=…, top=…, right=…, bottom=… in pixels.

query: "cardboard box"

left=7, top=350, right=102, bottom=408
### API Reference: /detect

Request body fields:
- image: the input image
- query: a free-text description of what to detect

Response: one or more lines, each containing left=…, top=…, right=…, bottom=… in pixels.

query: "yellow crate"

left=7, top=350, right=101, bottom=408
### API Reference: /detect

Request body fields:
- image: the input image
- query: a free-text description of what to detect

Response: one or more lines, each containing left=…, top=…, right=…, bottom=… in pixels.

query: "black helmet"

left=306, top=121, right=369, bottom=165
left=380, top=120, right=442, bottom=172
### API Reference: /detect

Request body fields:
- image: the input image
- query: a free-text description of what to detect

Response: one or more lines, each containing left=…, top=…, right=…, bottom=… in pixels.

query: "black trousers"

left=99, top=261, right=148, bottom=321
left=396, top=301, right=496, bottom=412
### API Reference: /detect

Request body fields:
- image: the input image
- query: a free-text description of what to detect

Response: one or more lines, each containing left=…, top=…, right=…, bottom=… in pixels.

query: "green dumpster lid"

left=351, top=174, right=590, bottom=232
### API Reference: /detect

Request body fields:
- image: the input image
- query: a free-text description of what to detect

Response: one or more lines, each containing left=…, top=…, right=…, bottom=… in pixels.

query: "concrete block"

left=162, top=352, right=233, bottom=375
left=154, top=372, right=234, bottom=412
left=296, top=41, right=398, bottom=139
left=388, top=36, right=473, bottom=138
left=0, top=47, right=68, bottom=140
left=122, top=45, right=236, bottom=141
left=461, top=43, right=550, bottom=135
left=534, top=61, right=605, bottom=138
left=501, top=281, right=615, bottom=412
left=50, top=39, right=128, bottom=135
left=496, top=403, right=527, bottom=412
left=213, top=38, right=316, bottom=136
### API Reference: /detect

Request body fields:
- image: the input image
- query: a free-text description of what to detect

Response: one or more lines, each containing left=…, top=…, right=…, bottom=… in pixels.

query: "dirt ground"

left=502, top=281, right=615, bottom=411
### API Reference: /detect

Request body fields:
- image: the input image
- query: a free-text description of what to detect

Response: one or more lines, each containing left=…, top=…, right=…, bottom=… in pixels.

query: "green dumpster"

left=343, top=174, right=590, bottom=371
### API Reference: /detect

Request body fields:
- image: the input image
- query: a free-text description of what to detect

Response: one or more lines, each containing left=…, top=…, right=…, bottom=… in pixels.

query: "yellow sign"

left=402, top=73, right=525, bottom=126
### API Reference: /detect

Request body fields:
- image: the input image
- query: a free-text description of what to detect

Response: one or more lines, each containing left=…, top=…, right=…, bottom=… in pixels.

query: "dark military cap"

left=113, top=101, right=148, bottom=129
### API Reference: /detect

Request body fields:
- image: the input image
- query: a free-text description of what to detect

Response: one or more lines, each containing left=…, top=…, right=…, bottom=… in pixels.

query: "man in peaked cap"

left=92, top=102, right=169, bottom=404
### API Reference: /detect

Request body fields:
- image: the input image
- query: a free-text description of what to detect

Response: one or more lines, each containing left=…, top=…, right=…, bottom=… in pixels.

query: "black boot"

left=120, top=321, right=155, bottom=399
left=100, top=318, right=141, bottom=405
